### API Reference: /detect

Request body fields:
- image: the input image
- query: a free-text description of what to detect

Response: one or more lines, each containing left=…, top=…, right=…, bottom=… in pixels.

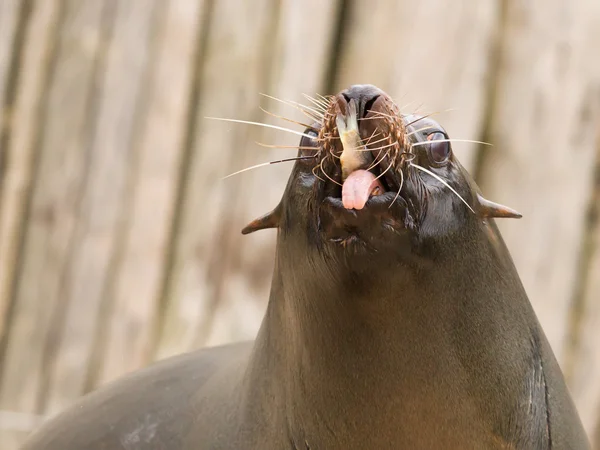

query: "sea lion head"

left=243, top=84, right=520, bottom=266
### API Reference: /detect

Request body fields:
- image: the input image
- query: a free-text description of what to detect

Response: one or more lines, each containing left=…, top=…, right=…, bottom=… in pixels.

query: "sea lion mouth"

left=313, top=86, right=417, bottom=246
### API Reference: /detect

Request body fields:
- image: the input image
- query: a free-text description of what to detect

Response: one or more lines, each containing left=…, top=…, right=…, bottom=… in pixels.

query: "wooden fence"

left=0, top=0, right=599, bottom=448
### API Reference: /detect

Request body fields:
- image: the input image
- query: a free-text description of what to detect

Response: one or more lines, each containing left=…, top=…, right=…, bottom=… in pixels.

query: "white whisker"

left=404, top=109, right=457, bottom=127
left=389, top=169, right=404, bottom=209
left=360, top=140, right=398, bottom=153
left=407, top=125, right=437, bottom=136
left=259, top=93, right=324, bottom=120
left=259, top=106, right=315, bottom=130
left=255, top=142, right=318, bottom=151
left=410, top=163, right=475, bottom=213
left=205, top=117, right=315, bottom=139
left=411, top=138, right=492, bottom=147
left=223, top=156, right=315, bottom=179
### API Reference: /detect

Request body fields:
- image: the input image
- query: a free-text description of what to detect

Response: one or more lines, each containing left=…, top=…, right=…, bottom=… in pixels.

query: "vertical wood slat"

left=0, top=2, right=63, bottom=448
left=154, top=0, right=280, bottom=359
left=478, top=0, right=600, bottom=362
left=335, top=0, right=500, bottom=172
left=41, top=0, right=162, bottom=417
left=200, top=0, right=341, bottom=347
left=0, top=0, right=21, bottom=137
left=0, top=2, right=111, bottom=447
left=0, top=0, right=60, bottom=345
left=0, top=0, right=23, bottom=345
left=96, top=0, right=205, bottom=387
left=568, top=149, right=600, bottom=445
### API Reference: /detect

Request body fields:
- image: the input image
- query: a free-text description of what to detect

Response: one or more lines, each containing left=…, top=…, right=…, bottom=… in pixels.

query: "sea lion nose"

left=340, top=84, right=384, bottom=118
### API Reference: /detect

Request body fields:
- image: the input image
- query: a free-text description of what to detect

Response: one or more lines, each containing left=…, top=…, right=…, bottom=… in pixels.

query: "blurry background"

left=0, top=0, right=599, bottom=448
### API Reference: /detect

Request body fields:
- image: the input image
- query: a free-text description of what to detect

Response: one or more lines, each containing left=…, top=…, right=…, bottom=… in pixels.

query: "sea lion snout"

left=339, top=84, right=385, bottom=118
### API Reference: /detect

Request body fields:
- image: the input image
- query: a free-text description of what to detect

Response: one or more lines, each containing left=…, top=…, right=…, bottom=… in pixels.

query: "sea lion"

left=22, top=84, right=589, bottom=449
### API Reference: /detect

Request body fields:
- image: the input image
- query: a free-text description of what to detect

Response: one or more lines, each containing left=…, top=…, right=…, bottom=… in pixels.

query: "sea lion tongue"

left=341, top=170, right=384, bottom=210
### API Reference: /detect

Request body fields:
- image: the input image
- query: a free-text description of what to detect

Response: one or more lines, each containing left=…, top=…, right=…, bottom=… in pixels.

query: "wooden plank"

left=0, top=0, right=22, bottom=347
left=155, top=0, right=280, bottom=359
left=567, top=150, right=600, bottom=445
left=0, top=0, right=61, bottom=347
left=41, top=0, right=161, bottom=417
left=0, top=2, right=110, bottom=447
left=0, top=4, right=63, bottom=450
left=95, top=0, right=205, bottom=387
left=478, top=0, right=600, bottom=362
left=0, top=0, right=21, bottom=138
left=0, top=3, right=63, bottom=447
left=200, top=0, right=341, bottom=347
left=335, top=0, right=499, bottom=171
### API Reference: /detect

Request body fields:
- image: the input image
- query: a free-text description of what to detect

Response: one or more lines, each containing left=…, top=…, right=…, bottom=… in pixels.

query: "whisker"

left=400, top=100, right=418, bottom=112
left=319, top=155, right=342, bottom=186
left=205, top=117, right=315, bottom=139
left=259, top=106, right=317, bottom=130
left=363, top=134, right=395, bottom=149
left=407, top=125, right=437, bottom=136
left=408, top=102, right=426, bottom=115
left=312, top=163, right=326, bottom=183
left=334, top=134, right=389, bottom=155
left=316, top=93, right=334, bottom=104
left=367, top=150, right=390, bottom=171
left=254, top=142, right=319, bottom=151
left=364, top=129, right=382, bottom=145
left=411, top=138, right=493, bottom=147
left=223, top=156, right=316, bottom=179
left=259, top=93, right=324, bottom=121
left=374, top=157, right=395, bottom=182
left=405, top=113, right=438, bottom=128
left=359, top=140, right=398, bottom=153
left=368, top=110, right=397, bottom=120
left=410, top=163, right=475, bottom=213
left=328, top=132, right=389, bottom=155
left=286, top=99, right=325, bottom=117
left=301, top=93, right=329, bottom=112
left=404, top=108, right=457, bottom=128
left=357, top=116, right=392, bottom=122
left=389, top=168, right=404, bottom=209
left=259, top=94, right=324, bottom=123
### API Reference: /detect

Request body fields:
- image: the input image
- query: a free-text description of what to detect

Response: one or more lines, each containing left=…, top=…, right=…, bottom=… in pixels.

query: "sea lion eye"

left=298, top=128, right=319, bottom=158
left=300, top=128, right=318, bottom=146
left=426, top=132, right=451, bottom=164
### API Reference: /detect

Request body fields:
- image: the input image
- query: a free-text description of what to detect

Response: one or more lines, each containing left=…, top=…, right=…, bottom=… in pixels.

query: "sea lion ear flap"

left=476, top=193, right=522, bottom=219
left=241, top=203, right=282, bottom=235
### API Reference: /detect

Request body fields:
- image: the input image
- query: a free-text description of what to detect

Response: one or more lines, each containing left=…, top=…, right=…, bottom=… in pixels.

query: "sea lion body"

left=22, top=85, right=589, bottom=449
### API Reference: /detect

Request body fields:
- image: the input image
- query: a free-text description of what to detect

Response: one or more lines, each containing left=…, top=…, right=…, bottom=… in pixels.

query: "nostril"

left=342, top=93, right=351, bottom=104
left=363, top=95, right=380, bottom=117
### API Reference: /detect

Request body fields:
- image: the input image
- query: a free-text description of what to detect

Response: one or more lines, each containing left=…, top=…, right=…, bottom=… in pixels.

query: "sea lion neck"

left=260, top=216, right=521, bottom=341
left=239, top=218, right=551, bottom=447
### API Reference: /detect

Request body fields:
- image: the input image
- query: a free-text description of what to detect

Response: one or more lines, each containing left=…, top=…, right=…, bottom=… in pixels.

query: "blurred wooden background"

left=0, top=0, right=599, bottom=448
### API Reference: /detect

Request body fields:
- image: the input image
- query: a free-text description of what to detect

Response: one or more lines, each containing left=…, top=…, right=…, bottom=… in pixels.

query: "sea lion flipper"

left=242, top=204, right=282, bottom=235
left=476, top=194, right=522, bottom=219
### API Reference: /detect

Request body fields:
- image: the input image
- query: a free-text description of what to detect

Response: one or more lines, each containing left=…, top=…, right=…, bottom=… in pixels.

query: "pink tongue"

left=342, top=170, right=385, bottom=210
